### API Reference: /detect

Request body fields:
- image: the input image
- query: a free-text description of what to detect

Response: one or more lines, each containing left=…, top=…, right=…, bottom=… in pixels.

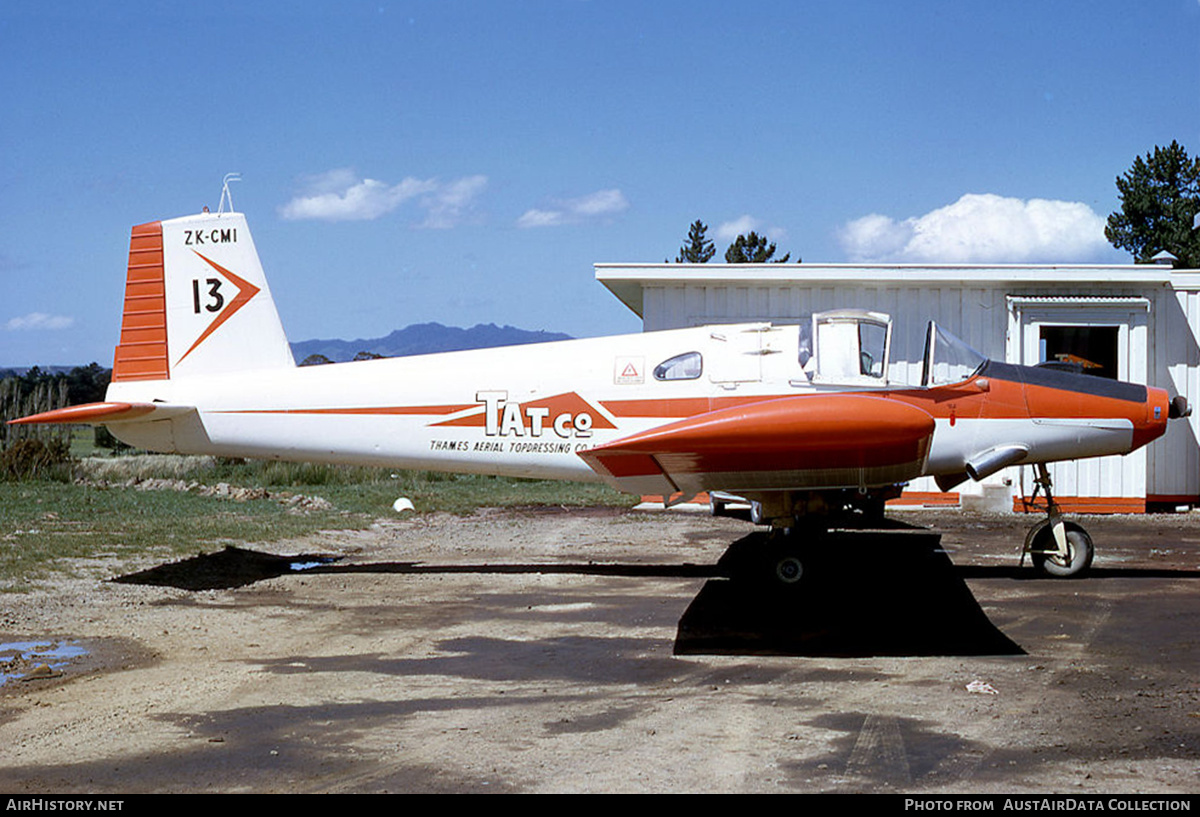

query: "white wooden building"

left=595, top=262, right=1200, bottom=512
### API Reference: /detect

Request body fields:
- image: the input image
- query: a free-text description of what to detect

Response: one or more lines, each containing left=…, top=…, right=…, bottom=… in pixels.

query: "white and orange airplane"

left=12, top=205, right=1189, bottom=580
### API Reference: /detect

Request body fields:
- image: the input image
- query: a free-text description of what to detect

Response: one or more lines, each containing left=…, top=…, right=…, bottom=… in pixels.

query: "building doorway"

left=1038, top=324, right=1119, bottom=379
left=1007, top=297, right=1150, bottom=510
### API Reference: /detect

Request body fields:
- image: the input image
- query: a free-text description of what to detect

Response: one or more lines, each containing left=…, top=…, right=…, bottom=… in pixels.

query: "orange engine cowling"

left=580, top=393, right=936, bottom=496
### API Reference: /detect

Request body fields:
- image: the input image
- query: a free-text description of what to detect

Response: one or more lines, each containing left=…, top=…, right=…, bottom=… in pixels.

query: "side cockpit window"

left=858, top=320, right=887, bottom=378
left=654, top=351, right=703, bottom=381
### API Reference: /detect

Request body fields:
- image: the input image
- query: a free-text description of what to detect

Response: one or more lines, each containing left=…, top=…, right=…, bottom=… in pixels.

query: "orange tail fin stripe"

left=112, top=222, right=169, bottom=382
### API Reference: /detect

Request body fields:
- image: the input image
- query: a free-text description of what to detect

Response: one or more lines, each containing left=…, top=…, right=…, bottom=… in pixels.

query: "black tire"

left=758, top=534, right=810, bottom=587
left=774, top=555, right=804, bottom=584
left=1029, top=521, right=1094, bottom=578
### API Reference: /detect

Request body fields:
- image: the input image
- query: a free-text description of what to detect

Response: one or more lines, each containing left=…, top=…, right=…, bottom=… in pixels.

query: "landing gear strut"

left=1021, top=464, right=1094, bottom=578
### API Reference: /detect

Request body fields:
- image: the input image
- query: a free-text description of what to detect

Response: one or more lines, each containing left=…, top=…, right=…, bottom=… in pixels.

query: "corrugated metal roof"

left=1006, top=295, right=1151, bottom=310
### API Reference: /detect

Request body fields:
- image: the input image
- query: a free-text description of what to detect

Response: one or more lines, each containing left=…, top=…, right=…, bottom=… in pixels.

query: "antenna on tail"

left=218, top=173, right=242, bottom=214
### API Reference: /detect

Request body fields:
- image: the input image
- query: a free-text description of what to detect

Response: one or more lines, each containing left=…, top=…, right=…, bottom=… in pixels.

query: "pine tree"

left=724, top=231, right=793, bottom=263
left=1105, top=141, right=1200, bottom=268
left=674, top=220, right=716, bottom=263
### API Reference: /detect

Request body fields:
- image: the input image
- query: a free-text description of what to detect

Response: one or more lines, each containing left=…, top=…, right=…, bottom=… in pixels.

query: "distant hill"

left=290, top=322, right=572, bottom=364
left=1, top=324, right=570, bottom=373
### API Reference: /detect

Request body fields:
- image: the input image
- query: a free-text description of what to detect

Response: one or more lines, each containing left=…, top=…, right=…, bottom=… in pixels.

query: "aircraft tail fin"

left=112, top=211, right=294, bottom=383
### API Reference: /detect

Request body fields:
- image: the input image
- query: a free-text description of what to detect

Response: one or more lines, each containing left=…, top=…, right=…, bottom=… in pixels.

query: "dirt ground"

left=1, top=505, right=1198, bottom=794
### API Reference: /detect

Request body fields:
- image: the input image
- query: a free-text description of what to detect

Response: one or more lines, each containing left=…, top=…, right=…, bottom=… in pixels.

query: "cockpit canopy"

left=797, top=311, right=986, bottom=388
left=801, top=309, right=893, bottom=385
left=645, top=312, right=987, bottom=391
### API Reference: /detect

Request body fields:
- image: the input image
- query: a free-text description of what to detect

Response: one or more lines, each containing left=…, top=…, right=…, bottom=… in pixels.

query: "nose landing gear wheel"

left=1027, top=520, right=1094, bottom=578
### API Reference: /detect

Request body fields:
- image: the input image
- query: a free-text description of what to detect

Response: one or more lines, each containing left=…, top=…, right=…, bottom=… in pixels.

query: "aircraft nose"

left=1131, top=386, right=1173, bottom=451
left=1169, top=395, right=1191, bottom=419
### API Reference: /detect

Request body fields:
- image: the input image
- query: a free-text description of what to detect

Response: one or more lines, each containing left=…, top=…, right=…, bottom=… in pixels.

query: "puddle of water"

left=0, top=639, right=88, bottom=686
left=289, top=561, right=330, bottom=572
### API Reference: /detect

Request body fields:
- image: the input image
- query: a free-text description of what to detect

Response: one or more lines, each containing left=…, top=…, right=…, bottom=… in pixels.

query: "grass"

left=77, top=455, right=633, bottom=515
left=0, top=454, right=635, bottom=591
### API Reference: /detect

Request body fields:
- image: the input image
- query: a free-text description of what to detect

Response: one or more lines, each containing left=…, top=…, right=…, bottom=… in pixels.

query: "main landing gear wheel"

left=774, top=554, right=804, bottom=584
left=1026, top=520, right=1094, bottom=578
left=753, top=533, right=810, bottom=587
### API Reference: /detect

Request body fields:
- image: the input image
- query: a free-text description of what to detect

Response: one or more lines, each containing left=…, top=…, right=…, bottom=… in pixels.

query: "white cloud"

left=837, top=193, right=1112, bottom=263
left=418, top=174, right=489, bottom=229
left=6, top=312, right=74, bottom=331
left=517, top=188, right=628, bottom=228
left=714, top=215, right=788, bottom=243
left=280, top=169, right=487, bottom=227
left=836, top=213, right=911, bottom=260
left=571, top=189, right=628, bottom=217
left=715, top=215, right=760, bottom=242
left=516, top=209, right=566, bottom=229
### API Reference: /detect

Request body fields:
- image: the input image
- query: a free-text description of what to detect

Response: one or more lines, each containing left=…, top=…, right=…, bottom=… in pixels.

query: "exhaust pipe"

left=965, top=444, right=1029, bottom=482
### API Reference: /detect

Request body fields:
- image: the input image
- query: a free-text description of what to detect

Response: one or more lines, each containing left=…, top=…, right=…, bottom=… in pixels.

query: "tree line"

left=673, top=141, right=1199, bottom=268
left=672, top=222, right=796, bottom=264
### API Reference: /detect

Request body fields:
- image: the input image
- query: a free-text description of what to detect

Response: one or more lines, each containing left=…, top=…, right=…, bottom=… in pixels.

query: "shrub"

left=0, top=438, right=73, bottom=481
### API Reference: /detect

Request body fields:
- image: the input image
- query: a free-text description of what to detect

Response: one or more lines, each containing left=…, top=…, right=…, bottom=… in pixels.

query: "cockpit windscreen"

left=922, top=323, right=986, bottom=386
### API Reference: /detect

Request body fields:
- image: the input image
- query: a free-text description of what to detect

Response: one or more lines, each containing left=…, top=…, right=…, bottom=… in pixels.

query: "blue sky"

left=3, top=0, right=1198, bottom=366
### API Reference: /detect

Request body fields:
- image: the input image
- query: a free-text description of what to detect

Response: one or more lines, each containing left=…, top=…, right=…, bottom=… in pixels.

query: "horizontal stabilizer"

left=8, top=401, right=195, bottom=426
left=578, top=393, right=935, bottom=496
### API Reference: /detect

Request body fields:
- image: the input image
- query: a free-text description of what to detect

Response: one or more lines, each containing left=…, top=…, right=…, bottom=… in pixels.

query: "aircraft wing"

left=578, top=393, right=936, bottom=501
left=8, top=401, right=196, bottom=426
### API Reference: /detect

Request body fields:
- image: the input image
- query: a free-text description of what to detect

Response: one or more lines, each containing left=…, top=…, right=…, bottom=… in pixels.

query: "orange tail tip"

left=8, top=402, right=192, bottom=426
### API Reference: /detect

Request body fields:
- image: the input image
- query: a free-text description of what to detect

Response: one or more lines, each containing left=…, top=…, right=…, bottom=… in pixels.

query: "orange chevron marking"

left=175, top=252, right=261, bottom=366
